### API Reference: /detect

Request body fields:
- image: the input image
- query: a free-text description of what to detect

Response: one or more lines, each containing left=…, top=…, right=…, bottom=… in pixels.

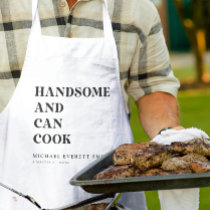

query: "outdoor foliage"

left=172, top=0, right=210, bottom=83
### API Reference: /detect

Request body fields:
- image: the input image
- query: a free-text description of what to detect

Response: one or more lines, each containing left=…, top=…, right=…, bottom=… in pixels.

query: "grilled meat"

left=181, top=153, right=208, bottom=162
left=137, top=168, right=192, bottom=177
left=132, top=143, right=172, bottom=171
left=169, top=138, right=210, bottom=156
left=94, top=165, right=193, bottom=180
left=85, top=203, right=119, bottom=210
left=85, top=203, right=108, bottom=210
left=190, top=161, right=210, bottom=173
left=168, top=169, right=192, bottom=175
left=137, top=168, right=166, bottom=176
left=93, top=165, right=140, bottom=180
left=162, top=157, right=190, bottom=171
left=113, top=142, right=152, bottom=165
left=67, top=203, right=119, bottom=210
left=161, top=153, right=207, bottom=171
left=113, top=142, right=171, bottom=171
left=93, top=139, right=210, bottom=181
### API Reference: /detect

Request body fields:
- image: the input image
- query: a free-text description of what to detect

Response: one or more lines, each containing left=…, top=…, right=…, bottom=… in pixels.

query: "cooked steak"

left=93, top=165, right=140, bottom=180
left=162, top=157, right=190, bottom=171
left=137, top=168, right=166, bottom=176
left=137, top=168, right=192, bottom=177
left=169, top=138, right=210, bottom=156
left=67, top=203, right=117, bottom=210
left=85, top=204, right=119, bottom=210
left=113, top=142, right=152, bottom=165
left=161, top=153, right=207, bottom=171
left=85, top=203, right=108, bottom=210
left=181, top=153, right=208, bottom=162
left=113, top=142, right=171, bottom=171
left=132, top=143, right=172, bottom=171
left=167, top=169, right=192, bottom=175
left=93, top=140, right=210, bottom=181
left=190, top=161, right=210, bottom=173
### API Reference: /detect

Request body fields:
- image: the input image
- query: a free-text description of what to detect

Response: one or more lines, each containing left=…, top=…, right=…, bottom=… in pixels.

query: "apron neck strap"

left=31, top=0, right=114, bottom=40
left=102, top=0, right=114, bottom=40
left=31, top=0, right=41, bottom=37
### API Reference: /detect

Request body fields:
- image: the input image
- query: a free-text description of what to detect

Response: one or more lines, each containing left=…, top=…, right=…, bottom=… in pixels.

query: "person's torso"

left=0, top=0, right=134, bottom=208
left=0, top=0, right=158, bottom=113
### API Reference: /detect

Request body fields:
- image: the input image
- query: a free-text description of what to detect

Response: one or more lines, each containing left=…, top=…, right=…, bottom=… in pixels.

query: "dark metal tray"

left=70, top=150, right=210, bottom=194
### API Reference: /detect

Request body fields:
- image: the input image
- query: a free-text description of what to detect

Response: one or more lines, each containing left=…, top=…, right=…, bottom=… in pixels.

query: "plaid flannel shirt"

left=0, top=0, right=180, bottom=113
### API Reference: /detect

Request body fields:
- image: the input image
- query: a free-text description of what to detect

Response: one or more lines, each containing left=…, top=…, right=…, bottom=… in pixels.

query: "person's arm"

left=136, top=91, right=183, bottom=139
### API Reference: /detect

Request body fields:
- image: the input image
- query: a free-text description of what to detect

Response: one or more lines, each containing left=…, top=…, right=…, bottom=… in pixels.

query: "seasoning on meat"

left=161, top=153, right=207, bottom=171
left=113, top=142, right=152, bottom=165
left=190, top=161, right=210, bottom=173
left=93, top=165, right=140, bottom=180
left=169, top=138, right=210, bottom=156
left=137, top=168, right=192, bottom=177
left=85, top=203, right=108, bottom=210
left=132, top=144, right=172, bottom=171
left=66, top=203, right=116, bottom=210
left=113, top=142, right=171, bottom=171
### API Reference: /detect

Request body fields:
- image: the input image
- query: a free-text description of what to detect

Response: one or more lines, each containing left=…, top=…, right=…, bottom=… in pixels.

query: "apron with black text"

left=0, top=0, right=147, bottom=209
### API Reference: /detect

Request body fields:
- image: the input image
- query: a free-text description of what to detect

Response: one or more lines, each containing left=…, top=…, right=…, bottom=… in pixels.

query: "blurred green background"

left=129, top=65, right=210, bottom=210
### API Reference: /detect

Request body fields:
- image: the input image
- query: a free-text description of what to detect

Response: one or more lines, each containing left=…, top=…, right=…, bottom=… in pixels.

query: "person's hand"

left=151, top=127, right=209, bottom=210
left=151, top=127, right=209, bottom=145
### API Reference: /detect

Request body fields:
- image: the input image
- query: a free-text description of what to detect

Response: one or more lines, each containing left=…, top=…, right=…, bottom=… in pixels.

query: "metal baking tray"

left=70, top=150, right=210, bottom=194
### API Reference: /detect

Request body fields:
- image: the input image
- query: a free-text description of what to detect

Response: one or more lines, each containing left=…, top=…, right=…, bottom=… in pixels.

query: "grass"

left=173, top=66, right=197, bottom=82
left=129, top=65, right=210, bottom=210
left=172, top=65, right=210, bottom=82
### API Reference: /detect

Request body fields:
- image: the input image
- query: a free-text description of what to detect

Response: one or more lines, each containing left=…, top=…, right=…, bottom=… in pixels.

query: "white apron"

left=0, top=0, right=146, bottom=209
